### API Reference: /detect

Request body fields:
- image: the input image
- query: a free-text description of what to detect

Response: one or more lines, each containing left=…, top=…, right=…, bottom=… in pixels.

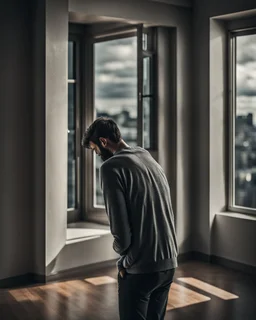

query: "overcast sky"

left=237, top=34, right=256, bottom=125
left=94, top=36, right=137, bottom=101
left=93, top=33, right=256, bottom=125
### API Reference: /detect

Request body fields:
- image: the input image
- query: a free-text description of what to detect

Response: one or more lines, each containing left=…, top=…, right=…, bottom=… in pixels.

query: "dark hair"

left=81, top=117, right=122, bottom=149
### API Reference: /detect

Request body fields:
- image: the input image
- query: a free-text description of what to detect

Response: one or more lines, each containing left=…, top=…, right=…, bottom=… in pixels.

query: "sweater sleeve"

left=100, top=164, right=131, bottom=256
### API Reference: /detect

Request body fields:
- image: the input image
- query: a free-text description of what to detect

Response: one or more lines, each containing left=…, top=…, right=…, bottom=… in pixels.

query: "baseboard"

left=211, top=255, right=256, bottom=275
left=31, top=273, right=46, bottom=284
left=178, top=251, right=210, bottom=264
left=0, top=260, right=117, bottom=288
left=2, top=254, right=255, bottom=288
left=192, top=251, right=210, bottom=263
left=0, top=274, right=30, bottom=289
left=177, top=251, right=193, bottom=263
left=46, top=259, right=117, bottom=283
left=178, top=251, right=256, bottom=275
left=0, top=273, right=45, bottom=289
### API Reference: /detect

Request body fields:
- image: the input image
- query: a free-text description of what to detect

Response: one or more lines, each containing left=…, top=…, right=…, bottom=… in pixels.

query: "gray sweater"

left=100, top=146, right=178, bottom=274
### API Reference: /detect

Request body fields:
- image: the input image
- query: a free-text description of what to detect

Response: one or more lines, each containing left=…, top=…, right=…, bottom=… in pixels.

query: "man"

left=82, top=117, right=178, bottom=320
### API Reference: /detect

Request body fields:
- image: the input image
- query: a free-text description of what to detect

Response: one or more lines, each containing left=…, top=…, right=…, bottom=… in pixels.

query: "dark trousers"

left=118, top=268, right=175, bottom=320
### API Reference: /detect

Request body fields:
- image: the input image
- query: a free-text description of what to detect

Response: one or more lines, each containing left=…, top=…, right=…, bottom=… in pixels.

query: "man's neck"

left=114, top=140, right=130, bottom=154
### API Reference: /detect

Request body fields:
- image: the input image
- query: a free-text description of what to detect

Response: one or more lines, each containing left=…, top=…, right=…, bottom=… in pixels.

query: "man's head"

left=81, top=117, right=122, bottom=161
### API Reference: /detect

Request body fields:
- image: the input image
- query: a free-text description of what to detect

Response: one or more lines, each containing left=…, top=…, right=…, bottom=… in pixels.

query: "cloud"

left=237, top=34, right=256, bottom=64
left=95, top=81, right=137, bottom=98
left=95, top=60, right=137, bottom=78
left=236, top=34, right=256, bottom=124
left=237, top=62, right=256, bottom=96
left=237, top=95, right=256, bottom=110
left=236, top=34, right=256, bottom=96
left=237, top=87, right=256, bottom=96
left=96, top=66, right=137, bottom=78
left=97, top=74, right=136, bottom=84
left=106, top=37, right=136, bottom=46
left=94, top=36, right=137, bottom=99
left=95, top=37, right=137, bottom=65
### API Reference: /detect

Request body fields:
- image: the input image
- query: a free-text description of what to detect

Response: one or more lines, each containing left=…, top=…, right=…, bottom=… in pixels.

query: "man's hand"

left=119, top=269, right=126, bottom=278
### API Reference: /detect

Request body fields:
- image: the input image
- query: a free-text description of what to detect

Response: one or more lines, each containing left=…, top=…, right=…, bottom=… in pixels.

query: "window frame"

left=228, top=27, right=256, bottom=216
left=67, top=33, right=82, bottom=223
left=142, top=27, right=157, bottom=152
left=68, top=23, right=158, bottom=224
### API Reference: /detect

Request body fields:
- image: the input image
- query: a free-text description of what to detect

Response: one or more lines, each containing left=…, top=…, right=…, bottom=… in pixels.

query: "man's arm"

left=100, top=164, right=131, bottom=256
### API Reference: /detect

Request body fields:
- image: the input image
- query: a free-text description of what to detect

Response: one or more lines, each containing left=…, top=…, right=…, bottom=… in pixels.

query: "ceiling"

left=69, top=0, right=193, bottom=26
left=148, top=0, right=192, bottom=7
left=69, top=13, right=143, bottom=25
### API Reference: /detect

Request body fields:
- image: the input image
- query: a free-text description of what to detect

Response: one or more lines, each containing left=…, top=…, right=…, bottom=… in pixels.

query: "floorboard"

left=0, top=261, right=255, bottom=320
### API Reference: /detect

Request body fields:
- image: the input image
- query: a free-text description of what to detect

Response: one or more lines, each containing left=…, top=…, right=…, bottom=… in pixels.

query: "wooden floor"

left=1, top=261, right=256, bottom=320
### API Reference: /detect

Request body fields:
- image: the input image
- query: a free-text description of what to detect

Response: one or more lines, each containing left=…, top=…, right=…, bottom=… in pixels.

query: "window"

left=68, top=24, right=157, bottom=222
left=67, top=37, right=81, bottom=221
left=229, top=29, right=256, bottom=214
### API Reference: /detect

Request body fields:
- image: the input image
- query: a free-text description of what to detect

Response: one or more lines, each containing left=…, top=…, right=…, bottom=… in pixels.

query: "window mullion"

left=67, top=35, right=81, bottom=222
left=232, top=36, right=236, bottom=208
left=137, top=25, right=143, bottom=147
left=75, top=38, right=81, bottom=212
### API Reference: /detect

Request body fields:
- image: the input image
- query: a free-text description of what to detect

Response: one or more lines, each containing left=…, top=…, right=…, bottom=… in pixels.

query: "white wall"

left=212, top=214, right=256, bottom=267
left=0, top=0, right=33, bottom=280
left=33, top=0, right=46, bottom=277
left=45, top=0, right=69, bottom=270
left=157, top=27, right=177, bottom=216
left=32, top=0, right=69, bottom=276
left=193, top=0, right=256, bottom=266
left=47, top=235, right=118, bottom=275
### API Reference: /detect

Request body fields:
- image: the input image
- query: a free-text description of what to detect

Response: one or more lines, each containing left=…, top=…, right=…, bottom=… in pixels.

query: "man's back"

left=101, top=146, right=178, bottom=274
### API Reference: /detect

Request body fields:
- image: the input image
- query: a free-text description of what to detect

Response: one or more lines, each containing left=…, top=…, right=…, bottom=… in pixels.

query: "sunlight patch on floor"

left=84, top=276, right=117, bottom=286
left=166, top=282, right=211, bottom=310
left=177, top=277, right=239, bottom=300
left=9, top=288, right=42, bottom=302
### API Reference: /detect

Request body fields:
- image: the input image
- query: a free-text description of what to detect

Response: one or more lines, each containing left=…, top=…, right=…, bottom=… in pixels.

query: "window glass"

left=143, top=97, right=152, bottom=149
left=94, top=36, right=138, bottom=207
left=68, top=83, right=76, bottom=209
left=68, top=41, right=77, bottom=209
left=143, top=56, right=151, bottom=95
left=234, top=33, right=256, bottom=209
left=142, top=33, right=148, bottom=51
left=68, top=41, right=75, bottom=79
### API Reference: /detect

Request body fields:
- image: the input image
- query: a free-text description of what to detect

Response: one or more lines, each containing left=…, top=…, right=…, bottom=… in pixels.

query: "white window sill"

left=216, top=212, right=256, bottom=221
left=66, top=221, right=111, bottom=245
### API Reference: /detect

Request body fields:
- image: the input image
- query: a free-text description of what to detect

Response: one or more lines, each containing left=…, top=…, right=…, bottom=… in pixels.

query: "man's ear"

left=99, top=137, right=107, bottom=148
